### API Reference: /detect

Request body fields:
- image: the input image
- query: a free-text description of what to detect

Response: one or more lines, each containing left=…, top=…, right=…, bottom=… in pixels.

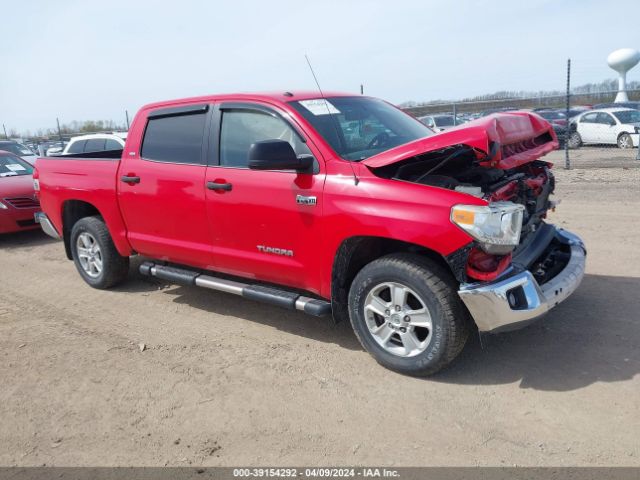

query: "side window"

left=596, top=113, right=614, bottom=125
left=219, top=109, right=310, bottom=168
left=84, top=138, right=106, bottom=152
left=67, top=140, right=86, bottom=154
left=141, top=112, right=207, bottom=164
left=105, top=139, right=123, bottom=150
left=581, top=113, right=597, bottom=124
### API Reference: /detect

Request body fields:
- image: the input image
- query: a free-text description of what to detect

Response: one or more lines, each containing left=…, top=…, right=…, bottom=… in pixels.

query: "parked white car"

left=62, top=133, right=127, bottom=155
left=568, top=108, right=640, bottom=149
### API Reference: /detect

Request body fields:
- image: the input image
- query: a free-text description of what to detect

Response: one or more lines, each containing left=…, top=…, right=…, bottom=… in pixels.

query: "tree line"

left=399, top=78, right=640, bottom=108
left=5, top=119, right=127, bottom=141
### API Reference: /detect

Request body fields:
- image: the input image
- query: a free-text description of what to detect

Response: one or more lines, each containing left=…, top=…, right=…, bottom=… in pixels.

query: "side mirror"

left=248, top=140, right=313, bottom=172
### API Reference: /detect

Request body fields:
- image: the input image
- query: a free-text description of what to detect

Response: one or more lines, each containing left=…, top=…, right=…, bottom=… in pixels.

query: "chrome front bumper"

left=458, top=228, right=586, bottom=333
left=34, top=212, right=61, bottom=239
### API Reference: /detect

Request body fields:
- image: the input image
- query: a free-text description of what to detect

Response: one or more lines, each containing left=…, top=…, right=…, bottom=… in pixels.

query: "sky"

left=2, top=0, right=639, bottom=133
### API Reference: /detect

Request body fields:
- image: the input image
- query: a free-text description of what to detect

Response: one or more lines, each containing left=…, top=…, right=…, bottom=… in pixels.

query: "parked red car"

left=0, top=151, right=40, bottom=234
left=34, top=92, right=586, bottom=375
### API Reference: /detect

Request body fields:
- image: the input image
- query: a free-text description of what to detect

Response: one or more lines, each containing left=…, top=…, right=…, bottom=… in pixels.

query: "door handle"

left=207, top=181, right=232, bottom=191
left=121, top=175, right=141, bottom=184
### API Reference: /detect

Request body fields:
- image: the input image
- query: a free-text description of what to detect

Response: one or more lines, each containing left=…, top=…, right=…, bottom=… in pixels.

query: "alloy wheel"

left=363, top=282, right=433, bottom=357
left=76, top=232, right=103, bottom=278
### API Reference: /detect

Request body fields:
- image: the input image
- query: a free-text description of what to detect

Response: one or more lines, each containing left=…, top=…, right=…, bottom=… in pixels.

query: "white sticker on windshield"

left=6, top=164, right=26, bottom=172
left=299, top=99, right=341, bottom=116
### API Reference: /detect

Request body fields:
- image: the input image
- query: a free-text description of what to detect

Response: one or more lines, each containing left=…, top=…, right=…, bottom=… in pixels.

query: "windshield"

left=613, top=110, right=640, bottom=124
left=538, top=111, right=566, bottom=120
left=0, top=154, right=33, bottom=177
left=290, top=96, right=433, bottom=161
left=0, top=142, right=36, bottom=157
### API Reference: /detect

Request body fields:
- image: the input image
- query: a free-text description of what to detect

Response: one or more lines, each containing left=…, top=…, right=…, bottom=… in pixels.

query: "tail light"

left=32, top=168, right=40, bottom=200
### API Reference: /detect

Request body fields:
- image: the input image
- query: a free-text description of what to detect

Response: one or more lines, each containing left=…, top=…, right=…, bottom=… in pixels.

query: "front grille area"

left=4, top=197, right=40, bottom=209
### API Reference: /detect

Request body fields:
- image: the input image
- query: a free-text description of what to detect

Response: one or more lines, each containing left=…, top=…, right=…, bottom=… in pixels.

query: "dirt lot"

left=1, top=148, right=639, bottom=467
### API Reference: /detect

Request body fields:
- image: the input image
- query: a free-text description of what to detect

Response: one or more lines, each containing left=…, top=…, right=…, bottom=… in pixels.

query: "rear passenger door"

left=117, top=104, right=214, bottom=268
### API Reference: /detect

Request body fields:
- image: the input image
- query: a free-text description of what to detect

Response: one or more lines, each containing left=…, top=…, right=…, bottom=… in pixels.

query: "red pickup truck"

left=34, top=92, right=586, bottom=375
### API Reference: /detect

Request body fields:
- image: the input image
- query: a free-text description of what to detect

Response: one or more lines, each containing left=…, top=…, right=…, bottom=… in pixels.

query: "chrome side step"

left=139, top=262, right=332, bottom=317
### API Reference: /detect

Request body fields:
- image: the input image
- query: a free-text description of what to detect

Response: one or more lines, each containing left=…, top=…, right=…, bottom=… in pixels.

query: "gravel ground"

left=0, top=155, right=638, bottom=467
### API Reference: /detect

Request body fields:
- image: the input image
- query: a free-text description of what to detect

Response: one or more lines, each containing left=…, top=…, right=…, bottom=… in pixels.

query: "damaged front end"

left=365, top=112, right=586, bottom=332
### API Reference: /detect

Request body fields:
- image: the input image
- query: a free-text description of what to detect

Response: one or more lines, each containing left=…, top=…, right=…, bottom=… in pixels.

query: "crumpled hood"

left=362, top=112, right=558, bottom=170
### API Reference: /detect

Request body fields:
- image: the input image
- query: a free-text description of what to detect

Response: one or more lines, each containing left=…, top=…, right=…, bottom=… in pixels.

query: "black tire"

left=348, top=253, right=470, bottom=376
left=617, top=132, right=633, bottom=149
left=70, top=216, right=129, bottom=289
left=567, top=131, right=582, bottom=149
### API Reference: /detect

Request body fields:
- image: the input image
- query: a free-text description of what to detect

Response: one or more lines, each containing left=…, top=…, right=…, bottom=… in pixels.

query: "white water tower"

left=607, top=48, right=640, bottom=102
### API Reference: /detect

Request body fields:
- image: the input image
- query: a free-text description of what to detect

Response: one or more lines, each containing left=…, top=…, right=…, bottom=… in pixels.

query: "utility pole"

left=125, top=110, right=130, bottom=130
left=360, top=84, right=364, bottom=95
left=56, top=117, right=63, bottom=142
left=452, top=104, right=457, bottom=126
left=565, top=58, right=571, bottom=170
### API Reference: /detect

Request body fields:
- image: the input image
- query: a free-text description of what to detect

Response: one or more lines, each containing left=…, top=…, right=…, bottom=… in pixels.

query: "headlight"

left=0, top=201, right=7, bottom=210
left=451, top=201, right=525, bottom=254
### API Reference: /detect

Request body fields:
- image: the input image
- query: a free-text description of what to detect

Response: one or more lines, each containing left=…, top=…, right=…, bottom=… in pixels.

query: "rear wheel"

left=617, top=133, right=633, bottom=149
left=348, top=253, right=470, bottom=376
left=70, top=216, right=129, bottom=289
left=567, top=131, right=582, bottom=149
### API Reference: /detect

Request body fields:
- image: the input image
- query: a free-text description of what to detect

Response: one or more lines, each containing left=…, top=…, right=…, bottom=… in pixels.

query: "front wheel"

left=617, top=133, right=633, bottom=149
left=348, top=253, right=470, bottom=376
left=70, top=216, right=129, bottom=289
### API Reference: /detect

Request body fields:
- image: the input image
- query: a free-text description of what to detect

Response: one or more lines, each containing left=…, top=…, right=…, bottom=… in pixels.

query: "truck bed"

left=35, top=153, right=131, bottom=258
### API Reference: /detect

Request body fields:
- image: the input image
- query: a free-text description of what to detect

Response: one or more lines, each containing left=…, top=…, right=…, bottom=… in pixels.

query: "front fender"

left=319, top=167, right=482, bottom=297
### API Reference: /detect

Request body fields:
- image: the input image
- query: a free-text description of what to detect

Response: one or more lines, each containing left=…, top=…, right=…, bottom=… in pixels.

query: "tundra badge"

left=257, top=245, right=294, bottom=257
left=296, top=195, right=317, bottom=206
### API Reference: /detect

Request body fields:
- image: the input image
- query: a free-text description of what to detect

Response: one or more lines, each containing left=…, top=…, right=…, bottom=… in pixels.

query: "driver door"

left=595, top=112, right=616, bottom=144
left=204, top=102, right=326, bottom=293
